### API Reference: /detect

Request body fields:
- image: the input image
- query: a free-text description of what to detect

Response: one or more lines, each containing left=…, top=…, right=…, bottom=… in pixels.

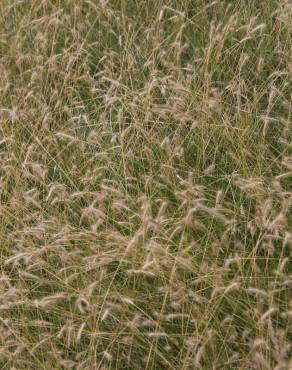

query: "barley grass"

left=0, top=1, right=291, bottom=369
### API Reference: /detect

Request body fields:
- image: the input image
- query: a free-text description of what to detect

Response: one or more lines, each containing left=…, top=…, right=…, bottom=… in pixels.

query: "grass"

left=0, top=0, right=291, bottom=369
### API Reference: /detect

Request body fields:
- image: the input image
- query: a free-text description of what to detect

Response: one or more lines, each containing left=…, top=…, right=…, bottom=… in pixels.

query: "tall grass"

left=0, top=1, right=291, bottom=369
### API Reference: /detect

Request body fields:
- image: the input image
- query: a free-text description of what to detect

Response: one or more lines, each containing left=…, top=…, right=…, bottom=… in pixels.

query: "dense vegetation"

left=0, top=1, right=291, bottom=369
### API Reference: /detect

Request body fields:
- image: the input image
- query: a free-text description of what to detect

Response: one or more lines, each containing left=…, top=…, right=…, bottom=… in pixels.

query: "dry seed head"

left=103, top=351, right=112, bottom=362
left=76, top=297, right=90, bottom=314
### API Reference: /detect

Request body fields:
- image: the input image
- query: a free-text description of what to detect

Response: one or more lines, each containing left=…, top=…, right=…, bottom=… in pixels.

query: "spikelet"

left=33, top=293, right=69, bottom=309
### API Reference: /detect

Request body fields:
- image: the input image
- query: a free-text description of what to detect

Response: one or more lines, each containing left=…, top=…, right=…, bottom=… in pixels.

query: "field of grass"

left=0, top=0, right=291, bottom=369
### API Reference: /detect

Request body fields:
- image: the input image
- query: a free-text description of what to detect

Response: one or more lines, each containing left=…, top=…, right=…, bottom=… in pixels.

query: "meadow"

left=0, top=1, right=291, bottom=369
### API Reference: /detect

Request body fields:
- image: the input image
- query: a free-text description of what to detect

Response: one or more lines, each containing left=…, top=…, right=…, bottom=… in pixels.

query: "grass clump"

left=0, top=1, right=291, bottom=369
